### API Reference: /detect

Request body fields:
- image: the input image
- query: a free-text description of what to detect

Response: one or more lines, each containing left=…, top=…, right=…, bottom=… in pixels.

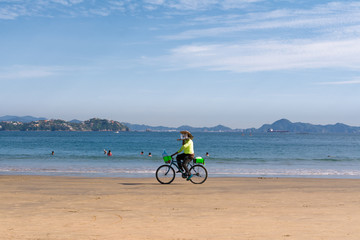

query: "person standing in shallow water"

left=171, top=130, right=194, bottom=181
left=107, top=150, right=112, bottom=156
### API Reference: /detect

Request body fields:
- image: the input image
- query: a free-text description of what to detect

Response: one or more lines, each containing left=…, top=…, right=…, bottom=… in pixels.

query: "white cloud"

left=50, top=0, right=83, bottom=6
left=155, top=38, right=360, bottom=72
left=0, top=0, right=264, bottom=20
left=0, top=0, right=86, bottom=19
left=0, top=4, right=28, bottom=20
left=144, top=0, right=166, bottom=5
left=162, top=1, right=360, bottom=40
left=151, top=1, right=360, bottom=74
left=144, top=0, right=263, bottom=10
left=317, top=80, right=360, bottom=85
left=88, top=8, right=111, bottom=17
left=167, top=0, right=220, bottom=11
left=0, top=0, right=357, bottom=22
left=0, top=65, right=64, bottom=80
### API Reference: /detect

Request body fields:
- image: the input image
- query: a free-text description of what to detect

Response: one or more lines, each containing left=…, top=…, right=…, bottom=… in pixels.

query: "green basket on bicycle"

left=193, top=157, right=205, bottom=165
left=163, top=155, right=172, bottom=163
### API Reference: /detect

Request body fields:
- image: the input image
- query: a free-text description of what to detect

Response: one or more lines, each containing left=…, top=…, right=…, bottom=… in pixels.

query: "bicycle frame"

left=166, top=157, right=194, bottom=174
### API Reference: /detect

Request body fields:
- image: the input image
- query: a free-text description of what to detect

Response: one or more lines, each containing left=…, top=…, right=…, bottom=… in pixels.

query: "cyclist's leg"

left=176, top=154, right=185, bottom=172
left=182, top=154, right=194, bottom=176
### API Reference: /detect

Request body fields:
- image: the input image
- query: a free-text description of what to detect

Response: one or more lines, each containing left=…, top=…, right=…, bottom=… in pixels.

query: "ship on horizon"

left=267, top=128, right=289, bottom=133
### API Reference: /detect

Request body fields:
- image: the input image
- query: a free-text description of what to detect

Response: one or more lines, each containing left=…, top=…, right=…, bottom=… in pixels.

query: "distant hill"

left=124, top=119, right=360, bottom=133
left=0, top=115, right=47, bottom=123
left=123, top=123, right=175, bottom=132
left=69, top=119, right=82, bottom=124
left=257, top=119, right=360, bottom=133
left=0, top=118, right=129, bottom=132
left=123, top=123, right=235, bottom=132
left=177, top=124, right=234, bottom=132
left=1, top=116, right=359, bottom=133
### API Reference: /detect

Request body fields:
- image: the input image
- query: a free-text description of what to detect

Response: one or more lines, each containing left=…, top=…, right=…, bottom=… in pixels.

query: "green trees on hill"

left=83, top=119, right=126, bottom=131
left=0, top=118, right=129, bottom=132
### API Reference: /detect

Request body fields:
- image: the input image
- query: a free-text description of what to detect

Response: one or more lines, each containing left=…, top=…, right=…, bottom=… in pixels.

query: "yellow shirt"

left=178, top=139, right=194, bottom=154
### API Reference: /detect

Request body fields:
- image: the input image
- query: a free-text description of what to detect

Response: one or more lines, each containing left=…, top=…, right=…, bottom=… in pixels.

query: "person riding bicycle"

left=171, top=130, right=194, bottom=180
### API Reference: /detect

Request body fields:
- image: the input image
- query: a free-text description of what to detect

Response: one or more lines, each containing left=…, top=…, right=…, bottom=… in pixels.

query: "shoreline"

left=1, top=172, right=360, bottom=179
left=1, top=175, right=360, bottom=240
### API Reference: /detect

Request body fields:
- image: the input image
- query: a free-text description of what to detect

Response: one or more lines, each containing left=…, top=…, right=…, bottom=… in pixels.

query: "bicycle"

left=155, top=155, right=208, bottom=184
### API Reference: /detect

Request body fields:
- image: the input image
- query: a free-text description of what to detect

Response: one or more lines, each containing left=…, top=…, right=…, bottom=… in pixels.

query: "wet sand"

left=1, top=175, right=360, bottom=240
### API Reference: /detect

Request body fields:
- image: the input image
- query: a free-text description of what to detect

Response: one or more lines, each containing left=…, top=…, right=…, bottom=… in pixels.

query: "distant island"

left=256, top=119, right=360, bottom=134
left=0, top=116, right=359, bottom=133
left=0, top=117, right=129, bottom=132
left=123, top=122, right=235, bottom=132
left=124, top=119, right=360, bottom=133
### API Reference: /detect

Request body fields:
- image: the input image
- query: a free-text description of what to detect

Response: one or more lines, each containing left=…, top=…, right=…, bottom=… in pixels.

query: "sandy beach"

left=1, top=175, right=360, bottom=240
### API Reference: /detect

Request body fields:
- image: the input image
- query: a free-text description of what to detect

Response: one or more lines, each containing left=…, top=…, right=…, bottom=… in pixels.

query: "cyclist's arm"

left=171, top=149, right=181, bottom=157
left=171, top=145, right=184, bottom=157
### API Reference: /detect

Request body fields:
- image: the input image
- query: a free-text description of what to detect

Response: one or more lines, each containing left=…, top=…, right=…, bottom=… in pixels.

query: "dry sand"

left=1, top=175, right=360, bottom=240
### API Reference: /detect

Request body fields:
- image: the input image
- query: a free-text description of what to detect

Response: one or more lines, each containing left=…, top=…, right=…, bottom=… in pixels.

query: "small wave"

left=313, top=157, right=360, bottom=162
left=208, top=168, right=360, bottom=177
left=1, top=166, right=360, bottom=178
left=0, top=167, right=156, bottom=175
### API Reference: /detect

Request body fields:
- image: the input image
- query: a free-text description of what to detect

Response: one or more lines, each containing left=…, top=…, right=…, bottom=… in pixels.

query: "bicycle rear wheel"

left=156, top=165, right=175, bottom=184
left=189, top=165, right=208, bottom=184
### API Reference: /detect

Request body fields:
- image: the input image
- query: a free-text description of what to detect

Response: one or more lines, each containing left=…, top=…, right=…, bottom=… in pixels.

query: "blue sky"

left=1, top=0, right=360, bottom=128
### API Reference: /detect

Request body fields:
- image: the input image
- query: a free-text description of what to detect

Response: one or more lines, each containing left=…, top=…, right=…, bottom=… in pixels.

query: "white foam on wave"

left=1, top=166, right=360, bottom=178
left=209, top=168, right=360, bottom=177
left=0, top=167, right=156, bottom=174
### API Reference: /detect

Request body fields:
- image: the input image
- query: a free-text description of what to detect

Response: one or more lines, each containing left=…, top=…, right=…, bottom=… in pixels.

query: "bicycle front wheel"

left=189, top=165, right=208, bottom=184
left=156, top=165, right=175, bottom=184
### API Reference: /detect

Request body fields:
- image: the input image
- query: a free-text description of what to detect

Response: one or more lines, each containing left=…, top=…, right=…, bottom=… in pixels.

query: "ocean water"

left=0, top=131, right=360, bottom=178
